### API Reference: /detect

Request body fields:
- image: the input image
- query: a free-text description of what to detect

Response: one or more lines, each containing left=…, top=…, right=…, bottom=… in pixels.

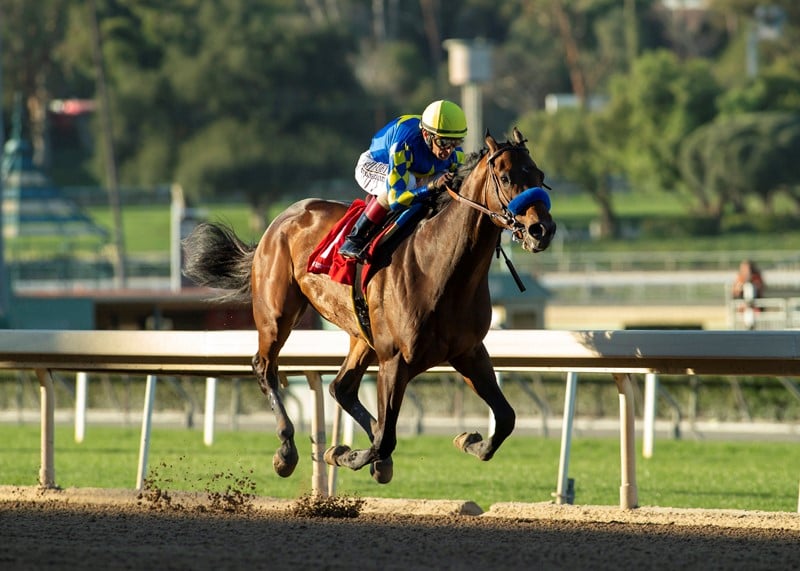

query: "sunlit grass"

left=81, top=193, right=800, bottom=256
left=88, top=203, right=265, bottom=254
left=553, top=189, right=687, bottom=218
left=2, top=425, right=798, bottom=513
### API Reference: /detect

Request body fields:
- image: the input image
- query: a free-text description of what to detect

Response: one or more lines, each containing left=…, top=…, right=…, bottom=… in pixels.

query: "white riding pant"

left=355, top=151, right=433, bottom=210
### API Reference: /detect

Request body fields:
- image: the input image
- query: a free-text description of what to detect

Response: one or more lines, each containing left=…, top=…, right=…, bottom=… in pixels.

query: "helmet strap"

left=421, top=127, right=434, bottom=151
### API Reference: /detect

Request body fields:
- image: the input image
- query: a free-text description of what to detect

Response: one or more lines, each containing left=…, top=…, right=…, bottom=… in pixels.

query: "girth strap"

left=352, top=263, right=374, bottom=347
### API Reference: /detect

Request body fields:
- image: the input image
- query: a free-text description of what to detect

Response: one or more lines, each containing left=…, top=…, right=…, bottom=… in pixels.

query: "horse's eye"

left=500, top=175, right=510, bottom=184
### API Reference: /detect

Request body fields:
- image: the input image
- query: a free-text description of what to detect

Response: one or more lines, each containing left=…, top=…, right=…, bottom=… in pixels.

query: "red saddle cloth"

left=307, top=199, right=378, bottom=287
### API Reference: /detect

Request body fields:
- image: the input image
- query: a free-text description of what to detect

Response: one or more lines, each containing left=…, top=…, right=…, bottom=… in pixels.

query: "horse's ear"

left=485, top=129, right=498, bottom=153
left=512, top=127, right=527, bottom=146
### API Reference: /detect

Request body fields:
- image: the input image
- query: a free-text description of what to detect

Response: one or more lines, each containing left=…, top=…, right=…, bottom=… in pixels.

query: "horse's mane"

left=426, top=147, right=488, bottom=212
left=453, top=148, right=488, bottom=190
left=428, top=146, right=492, bottom=215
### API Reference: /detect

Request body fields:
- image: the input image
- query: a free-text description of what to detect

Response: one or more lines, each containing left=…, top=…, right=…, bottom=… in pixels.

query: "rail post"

left=613, top=373, right=639, bottom=509
left=643, top=373, right=657, bottom=458
left=35, top=369, right=57, bottom=488
left=554, top=371, right=578, bottom=504
left=203, top=377, right=217, bottom=446
left=75, top=372, right=88, bottom=443
left=305, top=371, right=329, bottom=497
left=136, top=375, right=157, bottom=490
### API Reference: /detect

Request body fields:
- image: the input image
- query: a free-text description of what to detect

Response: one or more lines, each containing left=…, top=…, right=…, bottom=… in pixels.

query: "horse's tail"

left=182, top=222, right=255, bottom=302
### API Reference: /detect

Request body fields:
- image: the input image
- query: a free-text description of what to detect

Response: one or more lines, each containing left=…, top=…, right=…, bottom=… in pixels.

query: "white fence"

left=1, top=328, right=799, bottom=510
left=728, top=297, right=800, bottom=330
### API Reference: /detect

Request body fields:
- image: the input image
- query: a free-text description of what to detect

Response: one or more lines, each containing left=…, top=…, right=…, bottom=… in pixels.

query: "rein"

left=444, top=144, right=543, bottom=243
left=444, top=183, right=526, bottom=293
left=443, top=143, right=549, bottom=293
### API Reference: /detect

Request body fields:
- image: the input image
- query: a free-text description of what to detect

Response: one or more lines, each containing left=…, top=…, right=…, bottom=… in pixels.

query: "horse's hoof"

left=370, top=457, right=393, bottom=484
left=324, top=444, right=351, bottom=467
left=272, top=445, right=299, bottom=478
left=453, top=431, right=483, bottom=452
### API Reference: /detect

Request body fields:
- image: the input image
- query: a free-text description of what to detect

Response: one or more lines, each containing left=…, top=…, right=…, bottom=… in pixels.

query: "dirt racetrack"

left=2, top=486, right=799, bottom=570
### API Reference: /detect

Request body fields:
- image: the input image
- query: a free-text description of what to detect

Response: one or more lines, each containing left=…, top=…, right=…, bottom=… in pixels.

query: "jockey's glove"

left=427, top=171, right=455, bottom=194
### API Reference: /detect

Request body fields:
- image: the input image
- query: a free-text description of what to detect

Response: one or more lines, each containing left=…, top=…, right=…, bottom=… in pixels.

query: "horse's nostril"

left=529, top=223, right=545, bottom=240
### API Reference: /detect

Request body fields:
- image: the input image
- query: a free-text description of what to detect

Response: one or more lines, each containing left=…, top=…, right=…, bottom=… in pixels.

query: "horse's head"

left=480, top=127, right=556, bottom=253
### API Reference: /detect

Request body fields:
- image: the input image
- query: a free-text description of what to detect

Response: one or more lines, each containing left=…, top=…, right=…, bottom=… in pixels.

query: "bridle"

left=445, top=143, right=549, bottom=244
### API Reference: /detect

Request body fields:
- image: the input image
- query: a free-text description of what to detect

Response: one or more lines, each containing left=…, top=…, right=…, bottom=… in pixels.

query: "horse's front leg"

left=449, top=343, right=515, bottom=461
left=325, top=338, right=394, bottom=483
left=328, top=338, right=378, bottom=438
left=325, top=355, right=408, bottom=483
left=252, top=353, right=298, bottom=477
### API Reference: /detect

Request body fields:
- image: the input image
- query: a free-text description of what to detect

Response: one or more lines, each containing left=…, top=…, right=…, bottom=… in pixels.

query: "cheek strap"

left=507, top=187, right=551, bottom=216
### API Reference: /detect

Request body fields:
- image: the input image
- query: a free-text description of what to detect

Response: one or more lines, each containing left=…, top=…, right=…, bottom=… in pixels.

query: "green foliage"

left=81, top=191, right=800, bottom=256
left=605, top=50, right=721, bottom=195
left=2, top=425, right=799, bottom=512
left=4, top=0, right=800, bottom=236
left=517, top=108, right=619, bottom=236
left=60, top=0, right=371, bottom=208
left=719, top=72, right=800, bottom=115
left=639, top=215, right=721, bottom=239
left=720, top=212, right=799, bottom=234
left=518, top=109, right=612, bottom=191
left=680, top=112, right=800, bottom=215
left=355, top=41, right=428, bottom=103
left=549, top=186, right=800, bottom=251
left=0, top=0, right=75, bottom=103
left=709, top=0, right=800, bottom=23
left=494, top=0, right=642, bottom=117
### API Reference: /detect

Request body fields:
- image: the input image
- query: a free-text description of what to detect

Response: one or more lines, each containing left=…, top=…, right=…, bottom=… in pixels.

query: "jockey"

left=338, top=99, right=468, bottom=262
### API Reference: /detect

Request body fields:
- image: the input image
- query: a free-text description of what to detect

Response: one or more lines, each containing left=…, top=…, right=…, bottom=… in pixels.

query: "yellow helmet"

left=420, top=100, right=468, bottom=139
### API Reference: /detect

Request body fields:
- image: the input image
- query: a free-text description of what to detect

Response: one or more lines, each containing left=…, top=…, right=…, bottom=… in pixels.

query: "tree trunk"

left=551, top=0, right=586, bottom=103
left=249, top=197, right=267, bottom=235
left=27, top=88, right=50, bottom=170
left=589, top=175, right=617, bottom=239
left=624, top=0, right=638, bottom=70
left=89, top=0, right=127, bottom=288
left=419, top=0, right=441, bottom=70
left=593, top=202, right=617, bottom=239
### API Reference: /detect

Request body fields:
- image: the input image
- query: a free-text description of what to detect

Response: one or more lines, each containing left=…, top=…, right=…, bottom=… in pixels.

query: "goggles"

left=431, top=136, right=463, bottom=150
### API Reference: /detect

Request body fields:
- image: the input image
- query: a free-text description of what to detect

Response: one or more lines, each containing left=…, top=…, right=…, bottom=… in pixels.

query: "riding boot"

left=338, top=213, right=380, bottom=261
left=339, top=198, right=389, bottom=262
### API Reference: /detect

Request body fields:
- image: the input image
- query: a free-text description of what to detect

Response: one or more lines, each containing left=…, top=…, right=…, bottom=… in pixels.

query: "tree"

left=710, top=0, right=800, bottom=23
left=517, top=108, right=620, bottom=238
left=709, top=0, right=800, bottom=83
left=660, top=1, right=731, bottom=60
left=0, top=0, right=77, bottom=169
left=4, top=0, right=797, bottom=238
left=679, top=112, right=800, bottom=217
left=604, top=50, right=721, bottom=196
left=493, top=0, right=648, bottom=114
left=718, top=71, right=800, bottom=115
left=60, top=0, right=371, bottom=229
left=352, top=40, right=431, bottom=129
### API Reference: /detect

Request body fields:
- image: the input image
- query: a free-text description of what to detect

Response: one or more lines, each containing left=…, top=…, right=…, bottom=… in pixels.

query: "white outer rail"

left=2, top=329, right=799, bottom=510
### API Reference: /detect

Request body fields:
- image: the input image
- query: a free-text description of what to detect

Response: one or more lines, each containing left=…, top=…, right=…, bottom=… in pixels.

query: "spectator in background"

left=732, top=259, right=765, bottom=301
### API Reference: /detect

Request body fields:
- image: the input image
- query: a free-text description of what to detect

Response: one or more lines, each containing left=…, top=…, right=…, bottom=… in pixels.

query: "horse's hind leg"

left=449, top=343, right=515, bottom=461
left=252, top=351, right=299, bottom=478
left=252, top=262, right=308, bottom=478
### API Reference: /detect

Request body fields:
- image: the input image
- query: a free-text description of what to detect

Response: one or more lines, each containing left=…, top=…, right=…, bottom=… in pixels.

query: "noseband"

left=445, top=144, right=550, bottom=244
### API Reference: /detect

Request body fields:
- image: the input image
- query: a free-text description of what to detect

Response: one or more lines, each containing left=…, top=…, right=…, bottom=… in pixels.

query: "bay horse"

left=182, top=128, right=556, bottom=484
